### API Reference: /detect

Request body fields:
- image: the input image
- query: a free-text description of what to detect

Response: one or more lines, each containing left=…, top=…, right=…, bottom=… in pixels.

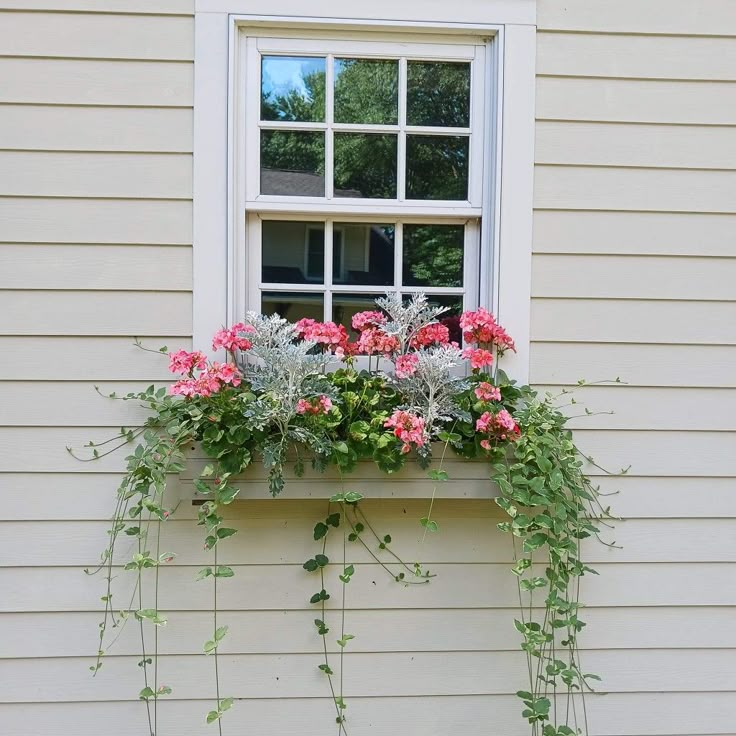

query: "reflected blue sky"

left=261, top=56, right=325, bottom=104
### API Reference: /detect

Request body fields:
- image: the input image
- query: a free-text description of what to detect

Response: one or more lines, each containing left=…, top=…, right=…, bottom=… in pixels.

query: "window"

left=236, top=33, right=488, bottom=333
left=192, top=7, right=535, bottom=381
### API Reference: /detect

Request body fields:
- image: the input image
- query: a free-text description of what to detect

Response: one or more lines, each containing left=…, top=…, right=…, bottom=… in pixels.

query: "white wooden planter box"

left=182, top=443, right=499, bottom=501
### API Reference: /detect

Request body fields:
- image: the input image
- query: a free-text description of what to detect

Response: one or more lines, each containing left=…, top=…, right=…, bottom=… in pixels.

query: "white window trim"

left=193, top=1, right=536, bottom=382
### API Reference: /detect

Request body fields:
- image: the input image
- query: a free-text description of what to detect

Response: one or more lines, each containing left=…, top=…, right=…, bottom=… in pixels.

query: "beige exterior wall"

left=0, top=1, right=734, bottom=734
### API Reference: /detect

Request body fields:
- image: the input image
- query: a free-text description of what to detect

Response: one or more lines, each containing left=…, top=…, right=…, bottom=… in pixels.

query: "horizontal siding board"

left=531, top=299, right=736, bottom=345
left=0, top=291, right=192, bottom=336
left=0, top=58, right=192, bottom=106
left=5, top=562, right=736, bottom=612
left=0, top=245, right=192, bottom=291
left=534, top=165, right=736, bottom=213
left=0, top=337, right=188, bottom=380
left=0, top=198, right=192, bottom=243
left=4, top=515, right=736, bottom=566
left=537, top=77, right=736, bottom=125
left=538, top=0, right=736, bottom=36
left=3, top=649, right=735, bottom=701
left=0, top=105, right=193, bottom=152
left=532, top=254, right=736, bottom=301
left=538, top=32, right=736, bottom=81
left=541, top=385, right=736, bottom=431
left=0, top=151, right=192, bottom=198
left=2, top=427, right=731, bottom=476
left=1, top=693, right=734, bottom=736
left=533, top=210, right=736, bottom=257
left=0, top=1, right=193, bottom=11
left=530, top=343, right=736, bottom=388
left=5, top=474, right=735, bottom=521
left=0, top=12, right=193, bottom=60
left=6, top=606, right=735, bottom=658
left=535, top=121, right=736, bottom=170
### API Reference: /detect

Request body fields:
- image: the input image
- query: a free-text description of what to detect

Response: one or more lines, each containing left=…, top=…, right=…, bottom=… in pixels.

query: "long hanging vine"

left=73, top=293, right=615, bottom=735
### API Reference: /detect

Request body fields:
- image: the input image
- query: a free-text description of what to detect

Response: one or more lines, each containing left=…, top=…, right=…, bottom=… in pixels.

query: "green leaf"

left=206, top=710, right=220, bottom=724
left=303, top=558, right=319, bottom=572
left=523, top=532, right=548, bottom=553
left=344, top=491, right=363, bottom=504
left=139, top=687, right=155, bottom=700
left=219, top=697, right=234, bottom=712
left=313, top=522, right=329, bottom=540
left=318, top=663, right=334, bottom=675
left=428, top=469, right=448, bottom=482
left=135, top=609, right=167, bottom=626
left=420, top=517, right=439, bottom=532
left=314, top=618, right=329, bottom=635
left=196, top=567, right=214, bottom=581
left=336, top=634, right=355, bottom=647
left=326, top=512, right=341, bottom=528
left=216, top=527, right=237, bottom=540
left=315, top=554, right=329, bottom=567
left=215, top=626, right=229, bottom=641
left=215, top=565, right=234, bottom=578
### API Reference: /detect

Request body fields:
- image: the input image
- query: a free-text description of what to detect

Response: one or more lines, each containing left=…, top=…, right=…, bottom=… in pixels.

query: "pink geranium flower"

left=295, top=320, right=349, bottom=353
left=394, top=353, right=419, bottom=379
left=295, top=395, right=333, bottom=415
left=474, top=382, right=501, bottom=402
left=168, top=350, right=207, bottom=375
left=212, top=322, right=254, bottom=353
left=410, top=322, right=450, bottom=348
left=351, top=310, right=387, bottom=332
left=476, top=409, right=520, bottom=445
left=356, top=327, right=399, bottom=357
left=459, top=307, right=516, bottom=352
left=384, top=410, right=426, bottom=453
left=462, top=347, right=494, bottom=370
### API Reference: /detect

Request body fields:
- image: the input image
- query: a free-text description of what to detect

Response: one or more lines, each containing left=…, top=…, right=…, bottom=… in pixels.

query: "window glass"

left=407, top=61, right=470, bottom=127
left=261, top=56, right=326, bottom=122
left=260, top=131, right=325, bottom=196
left=334, top=223, right=395, bottom=286
left=334, top=133, right=397, bottom=199
left=334, top=58, right=399, bottom=125
left=402, top=224, right=464, bottom=287
left=406, top=135, right=469, bottom=200
left=261, top=291, right=324, bottom=322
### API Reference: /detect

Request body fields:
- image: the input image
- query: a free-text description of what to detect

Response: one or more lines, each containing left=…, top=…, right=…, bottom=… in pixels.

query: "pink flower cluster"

left=357, top=327, right=399, bottom=357
left=476, top=409, right=520, bottom=448
left=351, top=310, right=386, bottom=332
left=212, top=322, right=254, bottom=353
left=410, top=322, right=451, bottom=349
left=168, top=349, right=207, bottom=375
left=384, top=410, right=426, bottom=453
left=474, top=382, right=501, bottom=402
left=295, top=395, right=333, bottom=415
left=462, top=347, right=494, bottom=370
left=394, top=353, right=419, bottom=379
left=460, top=307, right=516, bottom=353
left=169, top=362, right=241, bottom=398
left=295, top=319, right=350, bottom=354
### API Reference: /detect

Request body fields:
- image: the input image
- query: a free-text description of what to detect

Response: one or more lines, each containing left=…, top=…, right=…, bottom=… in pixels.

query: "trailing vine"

left=73, top=294, right=615, bottom=735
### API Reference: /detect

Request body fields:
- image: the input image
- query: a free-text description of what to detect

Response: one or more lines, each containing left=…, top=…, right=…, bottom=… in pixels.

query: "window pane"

left=334, top=223, right=395, bottom=286
left=404, top=293, right=463, bottom=343
left=261, top=56, right=326, bottom=122
left=406, top=135, right=469, bottom=200
left=403, top=224, right=464, bottom=287
left=261, top=221, right=323, bottom=285
left=332, top=292, right=387, bottom=338
left=334, top=133, right=397, bottom=199
left=407, top=61, right=471, bottom=128
left=262, top=291, right=324, bottom=322
left=261, top=131, right=325, bottom=196
left=334, top=58, right=399, bottom=125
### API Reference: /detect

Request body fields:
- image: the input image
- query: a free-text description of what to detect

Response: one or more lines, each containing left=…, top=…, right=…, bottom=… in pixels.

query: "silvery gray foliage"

left=236, top=312, right=336, bottom=494
left=376, top=292, right=447, bottom=352
left=395, top=344, right=471, bottom=436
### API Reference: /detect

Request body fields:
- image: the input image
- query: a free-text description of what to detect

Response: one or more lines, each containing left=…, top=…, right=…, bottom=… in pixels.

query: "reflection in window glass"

left=305, top=227, right=343, bottom=281
left=332, top=292, right=386, bottom=338
left=403, top=224, right=464, bottom=287
left=407, top=61, right=470, bottom=128
left=261, top=56, right=326, bottom=122
left=334, top=223, right=395, bottom=286
left=406, top=135, right=469, bottom=200
left=334, top=58, right=399, bottom=125
left=334, top=133, right=397, bottom=199
left=262, top=291, right=324, bottom=323
left=404, top=293, right=464, bottom=343
left=261, top=221, right=324, bottom=285
left=260, top=131, right=325, bottom=196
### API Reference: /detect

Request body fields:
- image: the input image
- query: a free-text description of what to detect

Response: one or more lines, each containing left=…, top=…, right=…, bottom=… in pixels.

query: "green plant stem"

left=213, top=543, right=223, bottom=736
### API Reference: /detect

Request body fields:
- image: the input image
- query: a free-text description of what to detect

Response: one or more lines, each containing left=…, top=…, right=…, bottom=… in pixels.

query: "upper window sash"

left=241, top=33, right=488, bottom=213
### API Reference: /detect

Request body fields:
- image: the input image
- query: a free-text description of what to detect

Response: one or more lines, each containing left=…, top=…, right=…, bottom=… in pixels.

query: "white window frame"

left=193, top=0, right=536, bottom=381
